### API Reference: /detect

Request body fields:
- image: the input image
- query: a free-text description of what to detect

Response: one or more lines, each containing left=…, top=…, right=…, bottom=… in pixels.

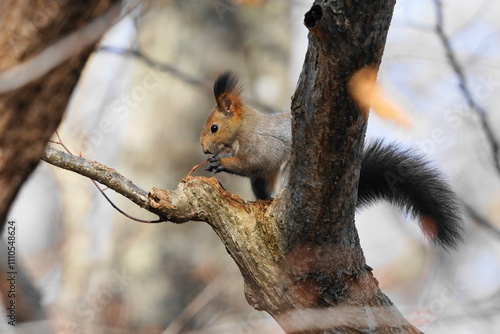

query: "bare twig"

left=185, top=159, right=209, bottom=178
left=0, top=4, right=122, bottom=94
left=461, top=200, right=500, bottom=239
left=41, top=146, right=228, bottom=225
left=52, top=132, right=162, bottom=223
left=90, top=179, right=163, bottom=223
left=42, top=146, right=152, bottom=211
left=55, top=131, right=73, bottom=156
left=434, top=0, right=500, bottom=175
left=162, top=272, right=233, bottom=334
left=434, top=0, right=500, bottom=243
left=93, top=46, right=279, bottom=114
left=95, top=46, right=211, bottom=89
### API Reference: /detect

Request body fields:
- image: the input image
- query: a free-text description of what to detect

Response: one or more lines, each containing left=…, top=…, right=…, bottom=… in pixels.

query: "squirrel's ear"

left=217, top=92, right=240, bottom=116
left=214, top=70, right=242, bottom=116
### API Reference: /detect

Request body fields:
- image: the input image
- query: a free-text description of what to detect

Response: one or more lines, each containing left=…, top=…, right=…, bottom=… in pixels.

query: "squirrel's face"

left=200, top=106, right=241, bottom=156
left=201, top=71, right=243, bottom=156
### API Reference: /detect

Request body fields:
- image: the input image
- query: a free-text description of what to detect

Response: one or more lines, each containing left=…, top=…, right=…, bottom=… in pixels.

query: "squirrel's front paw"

left=206, top=154, right=225, bottom=173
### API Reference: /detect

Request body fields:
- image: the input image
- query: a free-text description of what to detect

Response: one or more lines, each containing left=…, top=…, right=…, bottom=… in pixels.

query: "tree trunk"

left=0, top=0, right=120, bottom=326
left=152, top=1, right=423, bottom=332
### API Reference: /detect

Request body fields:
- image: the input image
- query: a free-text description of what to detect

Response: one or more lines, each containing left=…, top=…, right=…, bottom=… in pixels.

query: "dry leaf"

left=349, top=67, right=413, bottom=129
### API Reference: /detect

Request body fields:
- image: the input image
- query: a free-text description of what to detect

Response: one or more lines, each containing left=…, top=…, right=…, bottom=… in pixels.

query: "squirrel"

left=200, top=70, right=463, bottom=249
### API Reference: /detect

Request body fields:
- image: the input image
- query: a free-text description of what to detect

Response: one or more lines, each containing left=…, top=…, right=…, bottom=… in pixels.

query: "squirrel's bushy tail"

left=357, top=140, right=463, bottom=249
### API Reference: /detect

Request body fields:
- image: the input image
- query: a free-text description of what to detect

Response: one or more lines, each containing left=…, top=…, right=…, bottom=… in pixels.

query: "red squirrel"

left=200, top=71, right=463, bottom=249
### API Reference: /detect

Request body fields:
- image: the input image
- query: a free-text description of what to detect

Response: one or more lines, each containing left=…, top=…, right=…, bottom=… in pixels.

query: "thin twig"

left=434, top=0, right=500, bottom=175
left=55, top=131, right=74, bottom=155
left=185, top=159, right=209, bottom=179
left=93, top=46, right=280, bottom=114
left=94, top=46, right=211, bottom=89
left=461, top=200, right=500, bottom=240
left=90, top=178, right=162, bottom=223
left=162, top=272, right=231, bottom=334
left=51, top=133, right=162, bottom=223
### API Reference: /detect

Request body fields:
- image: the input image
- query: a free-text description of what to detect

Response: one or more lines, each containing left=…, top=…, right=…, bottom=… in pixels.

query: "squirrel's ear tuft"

left=214, top=70, right=240, bottom=99
left=214, top=70, right=242, bottom=114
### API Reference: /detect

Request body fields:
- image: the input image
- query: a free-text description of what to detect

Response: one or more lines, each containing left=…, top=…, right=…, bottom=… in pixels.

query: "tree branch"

left=461, top=200, right=500, bottom=239
left=42, top=146, right=150, bottom=211
left=433, top=0, right=500, bottom=176
left=94, top=46, right=211, bottom=89
left=41, top=146, right=293, bottom=316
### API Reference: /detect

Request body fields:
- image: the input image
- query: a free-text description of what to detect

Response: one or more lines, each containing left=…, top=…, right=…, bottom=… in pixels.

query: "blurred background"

left=2, top=0, right=500, bottom=333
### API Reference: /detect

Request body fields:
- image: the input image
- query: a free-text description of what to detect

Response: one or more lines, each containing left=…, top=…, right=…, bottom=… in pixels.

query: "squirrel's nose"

left=203, top=148, right=213, bottom=155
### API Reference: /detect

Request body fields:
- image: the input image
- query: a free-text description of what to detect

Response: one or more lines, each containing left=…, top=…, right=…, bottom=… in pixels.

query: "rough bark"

left=274, top=1, right=415, bottom=331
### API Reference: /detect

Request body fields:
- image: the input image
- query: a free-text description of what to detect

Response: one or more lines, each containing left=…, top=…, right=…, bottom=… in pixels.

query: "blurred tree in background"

left=1, top=0, right=500, bottom=333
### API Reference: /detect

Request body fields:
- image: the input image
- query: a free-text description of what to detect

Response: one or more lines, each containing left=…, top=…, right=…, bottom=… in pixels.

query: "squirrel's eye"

left=211, top=124, right=219, bottom=133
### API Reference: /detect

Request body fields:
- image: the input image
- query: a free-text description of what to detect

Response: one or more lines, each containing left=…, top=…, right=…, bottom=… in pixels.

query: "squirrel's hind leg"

left=250, top=171, right=280, bottom=200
